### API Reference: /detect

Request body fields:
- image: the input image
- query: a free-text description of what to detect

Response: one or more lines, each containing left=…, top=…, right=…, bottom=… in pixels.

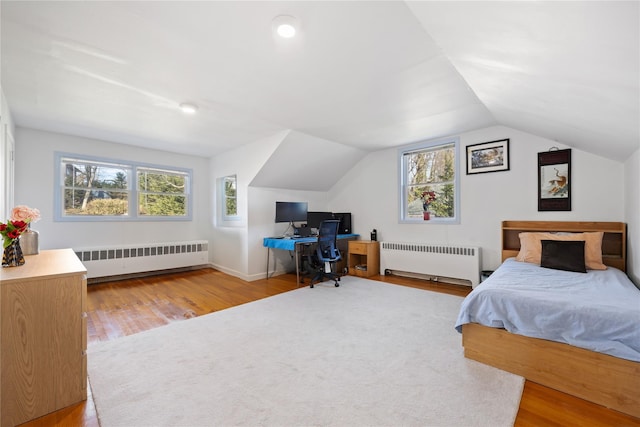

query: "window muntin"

left=56, top=153, right=191, bottom=221
left=222, top=175, right=238, bottom=220
left=399, top=138, right=459, bottom=223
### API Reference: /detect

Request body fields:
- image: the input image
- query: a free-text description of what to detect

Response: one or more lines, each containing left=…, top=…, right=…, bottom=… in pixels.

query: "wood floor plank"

left=16, top=268, right=640, bottom=427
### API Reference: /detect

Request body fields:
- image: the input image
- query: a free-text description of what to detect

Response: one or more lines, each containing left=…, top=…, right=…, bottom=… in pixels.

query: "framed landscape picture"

left=466, top=139, right=510, bottom=175
left=538, top=148, right=571, bottom=211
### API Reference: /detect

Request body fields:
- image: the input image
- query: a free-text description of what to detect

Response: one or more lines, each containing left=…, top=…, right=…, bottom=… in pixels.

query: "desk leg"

left=295, top=243, right=300, bottom=286
left=266, top=248, right=270, bottom=279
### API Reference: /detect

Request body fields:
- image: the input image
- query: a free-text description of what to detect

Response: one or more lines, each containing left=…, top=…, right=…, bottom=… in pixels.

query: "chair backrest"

left=316, top=219, right=341, bottom=262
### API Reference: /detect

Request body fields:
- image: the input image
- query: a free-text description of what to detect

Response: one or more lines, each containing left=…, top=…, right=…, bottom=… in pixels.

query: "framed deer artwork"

left=538, top=148, right=571, bottom=211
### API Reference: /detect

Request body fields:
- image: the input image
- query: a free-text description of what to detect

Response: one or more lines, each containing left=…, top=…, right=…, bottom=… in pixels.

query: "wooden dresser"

left=0, top=249, right=87, bottom=427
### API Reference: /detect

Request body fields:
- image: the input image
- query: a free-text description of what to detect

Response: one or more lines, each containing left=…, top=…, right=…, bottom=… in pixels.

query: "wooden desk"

left=264, top=234, right=359, bottom=284
left=1, top=249, right=87, bottom=427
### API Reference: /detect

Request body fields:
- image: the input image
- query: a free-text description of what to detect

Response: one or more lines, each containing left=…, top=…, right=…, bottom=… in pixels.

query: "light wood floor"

left=18, top=268, right=640, bottom=427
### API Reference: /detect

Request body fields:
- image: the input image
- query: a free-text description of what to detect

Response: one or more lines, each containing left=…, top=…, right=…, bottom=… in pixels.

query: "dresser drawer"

left=349, top=241, right=369, bottom=255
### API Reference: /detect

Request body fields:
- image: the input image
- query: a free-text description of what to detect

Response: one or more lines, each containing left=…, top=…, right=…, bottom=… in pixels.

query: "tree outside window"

left=62, top=159, right=130, bottom=216
left=138, top=168, right=188, bottom=216
left=400, top=139, right=459, bottom=222
left=56, top=154, right=191, bottom=221
left=222, top=175, right=238, bottom=219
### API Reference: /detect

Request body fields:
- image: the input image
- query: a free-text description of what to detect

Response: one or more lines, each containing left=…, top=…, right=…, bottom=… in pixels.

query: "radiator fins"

left=380, top=242, right=476, bottom=257
left=380, top=241, right=481, bottom=287
left=73, top=240, right=209, bottom=279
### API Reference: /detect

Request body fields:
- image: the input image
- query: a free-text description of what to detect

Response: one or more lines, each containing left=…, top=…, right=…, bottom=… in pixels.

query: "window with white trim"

left=399, top=138, right=459, bottom=223
left=222, top=175, right=238, bottom=220
left=55, top=153, right=191, bottom=221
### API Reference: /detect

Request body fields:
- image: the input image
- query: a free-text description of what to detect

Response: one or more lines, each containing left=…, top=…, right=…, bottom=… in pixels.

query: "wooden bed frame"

left=461, top=221, right=640, bottom=418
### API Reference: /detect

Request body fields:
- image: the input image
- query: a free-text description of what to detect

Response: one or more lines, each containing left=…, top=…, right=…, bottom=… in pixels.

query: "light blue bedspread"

left=455, top=258, right=640, bottom=362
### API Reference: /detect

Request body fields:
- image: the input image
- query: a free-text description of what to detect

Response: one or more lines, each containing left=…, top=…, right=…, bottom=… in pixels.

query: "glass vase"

left=2, top=239, right=26, bottom=267
left=21, top=225, right=39, bottom=255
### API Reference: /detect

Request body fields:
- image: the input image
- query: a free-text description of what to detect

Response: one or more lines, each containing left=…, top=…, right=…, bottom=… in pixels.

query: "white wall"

left=13, top=127, right=211, bottom=251
left=16, top=123, right=627, bottom=282
left=625, top=148, right=640, bottom=286
left=329, top=126, right=626, bottom=271
left=209, top=129, right=333, bottom=280
left=209, top=131, right=286, bottom=278
left=247, top=186, right=328, bottom=280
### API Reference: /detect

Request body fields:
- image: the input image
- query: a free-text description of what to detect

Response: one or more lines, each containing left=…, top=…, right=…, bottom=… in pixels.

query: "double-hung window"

left=55, top=153, right=192, bottom=221
left=399, top=138, right=460, bottom=223
left=222, top=175, right=239, bottom=220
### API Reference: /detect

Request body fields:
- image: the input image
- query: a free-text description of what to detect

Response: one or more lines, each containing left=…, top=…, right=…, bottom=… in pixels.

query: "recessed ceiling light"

left=272, top=15, right=298, bottom=39
left=277, top=23, right=296, bottom=38
left=179, top=103, right=198, bottom=114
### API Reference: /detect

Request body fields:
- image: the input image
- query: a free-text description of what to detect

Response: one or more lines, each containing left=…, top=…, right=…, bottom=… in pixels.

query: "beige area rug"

left=88, top=276, right=524, bottom=427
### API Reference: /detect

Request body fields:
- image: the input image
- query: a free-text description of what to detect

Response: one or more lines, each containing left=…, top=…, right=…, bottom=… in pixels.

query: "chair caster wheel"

left=335, top=283, right=339, bottom=287
left=310, top=284, right=314, bottom=288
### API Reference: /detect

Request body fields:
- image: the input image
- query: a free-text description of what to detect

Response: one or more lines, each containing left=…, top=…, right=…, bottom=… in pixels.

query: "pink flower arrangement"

left=1, top=205, right=40, bottom=248
left=11, top=205, right=41, bottom=224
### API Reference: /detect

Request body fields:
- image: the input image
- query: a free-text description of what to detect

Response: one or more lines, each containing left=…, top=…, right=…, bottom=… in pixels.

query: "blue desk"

left=264, top=234, right=359, bottom=284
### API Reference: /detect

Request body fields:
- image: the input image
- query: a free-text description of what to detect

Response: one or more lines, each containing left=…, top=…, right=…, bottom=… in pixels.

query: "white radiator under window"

left=380, top=242, right=481, bottom=287
left=74, top=240, right=209, bottom=279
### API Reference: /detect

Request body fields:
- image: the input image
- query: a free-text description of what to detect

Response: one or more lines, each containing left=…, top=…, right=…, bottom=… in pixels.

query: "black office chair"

left=307, top=219, right=342, bottom=288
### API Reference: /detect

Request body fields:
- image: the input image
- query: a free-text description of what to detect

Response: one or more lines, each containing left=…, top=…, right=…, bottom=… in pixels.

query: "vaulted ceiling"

left=2, top=1, right=638, bottom=163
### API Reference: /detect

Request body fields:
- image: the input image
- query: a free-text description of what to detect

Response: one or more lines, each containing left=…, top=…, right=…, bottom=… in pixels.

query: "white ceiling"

left=1, top=1, right=638, bottom=162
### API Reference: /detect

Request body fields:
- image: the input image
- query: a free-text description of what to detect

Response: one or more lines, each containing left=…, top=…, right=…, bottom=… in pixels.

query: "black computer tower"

left=333, top=212, right=352, bottom=234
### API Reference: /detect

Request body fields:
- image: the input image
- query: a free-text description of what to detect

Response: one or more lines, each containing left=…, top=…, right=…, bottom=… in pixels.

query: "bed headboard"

left=502, top=221, right=627, bottom=272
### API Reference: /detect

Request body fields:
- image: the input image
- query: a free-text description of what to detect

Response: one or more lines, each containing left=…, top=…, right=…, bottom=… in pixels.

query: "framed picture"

left=466, top=139, right=510, bottom=174
left=538, top=148, right=571, bottom=211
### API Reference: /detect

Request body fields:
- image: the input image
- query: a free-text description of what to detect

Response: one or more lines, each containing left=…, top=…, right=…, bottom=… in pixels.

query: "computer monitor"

left=275, top=201, right=308, bottom=223
left=306, top=211, right=334, bottom=230
left=333, top=212, right=352, bottom=234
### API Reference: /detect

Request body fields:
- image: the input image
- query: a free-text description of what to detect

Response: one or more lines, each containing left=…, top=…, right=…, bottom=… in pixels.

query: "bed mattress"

left=455, top=258, right=640, bottom=362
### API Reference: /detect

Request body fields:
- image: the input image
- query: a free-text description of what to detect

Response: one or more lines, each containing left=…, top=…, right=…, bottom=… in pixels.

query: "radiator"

left=74, top=240, right=209, bottom=279
left=380, top=242, right=481, bottom=287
